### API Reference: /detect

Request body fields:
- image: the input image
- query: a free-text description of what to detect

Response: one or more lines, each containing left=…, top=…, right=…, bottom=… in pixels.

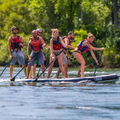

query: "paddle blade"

left=10, top=77, right=15, bottom=81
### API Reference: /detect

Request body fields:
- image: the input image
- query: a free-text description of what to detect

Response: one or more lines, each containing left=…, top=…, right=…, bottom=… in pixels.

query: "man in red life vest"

left=56, top=31, right=75, bottom=78
left=26, top=30, right=47, bottom=79
left=8, top=26, right=27, bottom=79
left=28, top=28, right=43, bottom=78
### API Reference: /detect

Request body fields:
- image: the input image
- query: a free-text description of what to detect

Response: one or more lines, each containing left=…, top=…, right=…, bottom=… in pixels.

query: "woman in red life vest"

left=46, top=29, right=67, bottom=78
left=73, top=33, right=105, bottom=77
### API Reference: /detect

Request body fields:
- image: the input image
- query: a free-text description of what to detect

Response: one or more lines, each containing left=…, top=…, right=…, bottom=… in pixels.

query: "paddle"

left=0, top=46, right=21, bottom=77
left=93, top=50, right=103, bottom=76
left=10, top=49, right=42, bottom=81
left=37, top=48, right=50, bottom=77
left=33, top=39, right=74, bottom=82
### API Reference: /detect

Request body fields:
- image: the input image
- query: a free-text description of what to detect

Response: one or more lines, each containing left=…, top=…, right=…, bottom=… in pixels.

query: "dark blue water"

left=0, top=67, right=120, bottom=120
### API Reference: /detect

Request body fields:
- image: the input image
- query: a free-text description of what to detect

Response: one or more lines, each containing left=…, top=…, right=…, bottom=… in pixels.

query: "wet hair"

left=51, top=28, right=59, bottom=37
left=68, top=31, right=74, bottom=36
left=87, top=33, right=94, bottom=39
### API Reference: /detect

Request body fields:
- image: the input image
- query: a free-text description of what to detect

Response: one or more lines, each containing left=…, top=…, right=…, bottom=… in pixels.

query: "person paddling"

left=8, top=26, right=27, bottom=79
left=46, top=29, right=67, bottom=78
left=28, top=28, right=49, bottom=78
left=26, top=30, right=47, bottom=79
left=56, top=31, right=75, bottom=78
left=73, top=33, right=105, bottom=77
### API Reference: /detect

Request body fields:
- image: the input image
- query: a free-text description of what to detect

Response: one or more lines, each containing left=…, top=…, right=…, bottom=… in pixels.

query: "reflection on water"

left=0, top=67, right=120, bottom=119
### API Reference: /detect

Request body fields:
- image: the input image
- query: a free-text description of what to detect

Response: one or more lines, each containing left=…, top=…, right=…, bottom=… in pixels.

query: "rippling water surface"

left=0, top=67, right=120, bottom=120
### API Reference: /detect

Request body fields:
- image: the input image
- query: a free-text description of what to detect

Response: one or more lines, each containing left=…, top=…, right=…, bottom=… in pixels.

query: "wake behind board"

left=13, top=74, right=118, bottom=83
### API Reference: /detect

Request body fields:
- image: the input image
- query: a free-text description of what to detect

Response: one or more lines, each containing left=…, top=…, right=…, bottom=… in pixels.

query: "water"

left=0, top=67, right=120, bottom=120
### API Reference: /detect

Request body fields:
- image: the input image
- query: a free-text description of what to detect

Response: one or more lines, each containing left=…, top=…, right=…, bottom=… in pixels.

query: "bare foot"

left=25, top=76, right=29, bottom=79
left=9, top=77, right=12, bottom=80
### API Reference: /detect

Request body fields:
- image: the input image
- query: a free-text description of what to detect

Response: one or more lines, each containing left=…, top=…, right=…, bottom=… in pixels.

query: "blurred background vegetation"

left=0, top=0, right=120, bottom=68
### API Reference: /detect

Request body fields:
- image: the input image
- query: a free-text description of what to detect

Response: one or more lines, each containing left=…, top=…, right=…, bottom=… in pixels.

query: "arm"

left=50, top=38, right=54, bottom=56
left=64, top=49, right=70, bottom=60
left=64, top=38, right=75, bottom=50
left=39, top=37, right=46, bottom=48
left=89, top=49, right=99, bottom=65
left=8, top=37, right=13, bottom=60
left=19, top=36, right=25, bottom=46
left=59, top=37, right=66, bottom=48
left=83, top=41, right=105, bottom=51
left=27, top=41, right=32, bottom=61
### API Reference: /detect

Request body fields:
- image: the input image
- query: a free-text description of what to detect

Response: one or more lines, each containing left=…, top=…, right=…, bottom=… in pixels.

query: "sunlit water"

left=0, top=67, right=120, bottom=120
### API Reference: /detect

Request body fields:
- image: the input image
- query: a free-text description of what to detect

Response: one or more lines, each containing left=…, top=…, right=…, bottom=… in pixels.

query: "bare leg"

left=32, top=64, right=37, bottom=78
left=77, top=66, right=81, bottom=77
left=29, top=67, right=32, bottom=78
left=10, top=65, right=14, bottom=79
left=64, top=63, right=68, bottom=78
left=26, top=65, right=31, bottom=79
left=58, top=53, right=66, bottom=78
left=22, top=64, right=27, bottom=78
left=56, top=67, right=61, bottom=78
left=56, top=62, right=68, bottom=78
left=47, top=55, right=55, bottom=78
left=73, top=52, right=85, bottom=77
left=41, top=64, right=45, bottom=78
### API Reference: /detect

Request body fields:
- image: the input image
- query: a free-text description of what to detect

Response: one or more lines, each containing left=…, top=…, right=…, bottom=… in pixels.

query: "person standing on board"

left=28, top=28, right=43, bottom=78
left=46, top=29, right=67, bottom=78
left=56, top=31, right=75, bottom=78
left=26, top=30, right=47, bottom=79
left=73, top=33, right=105, bottom=77
left=8, top=26, right=27, bottom=79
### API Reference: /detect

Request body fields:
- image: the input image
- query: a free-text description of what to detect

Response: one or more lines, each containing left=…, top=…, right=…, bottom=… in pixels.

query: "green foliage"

left=0, top=0, right=119, bottom=68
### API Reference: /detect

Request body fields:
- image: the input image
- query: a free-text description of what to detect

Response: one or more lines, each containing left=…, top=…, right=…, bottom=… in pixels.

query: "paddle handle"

left=37, top=48, right=50, bottom=77
left=0, top=46, right=21, bottom=77
left=93, top=51, right=103, bottom=76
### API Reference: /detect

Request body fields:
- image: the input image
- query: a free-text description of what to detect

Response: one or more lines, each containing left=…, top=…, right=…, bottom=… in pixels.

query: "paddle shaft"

left=37, top=48, right=50, bottom=77
left=93, top=51, right=103, bottom=76
left=10, top=49, right=42, bottom=81
left=0, top=46, right=20, bottom=77
left=34, top=39, right=73, bottom=82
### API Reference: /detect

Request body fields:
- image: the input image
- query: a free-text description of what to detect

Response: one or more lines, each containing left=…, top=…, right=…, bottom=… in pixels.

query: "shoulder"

left=39, top=36, right=43, bottom=40
left=50, top=38, right=53, bottom=41
left=8, top=36, right=12, bottom=41
left=83, top=40, right=91, bottom=46
left=19, top=35, right=23, bottom=39
left=59, top=36, right=62, bottom=40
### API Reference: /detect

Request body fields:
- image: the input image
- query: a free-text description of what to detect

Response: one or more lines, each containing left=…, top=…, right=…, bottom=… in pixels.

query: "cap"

left=36, top=28, right=42, bottom=32
left=11, top=26, right=17, bottom=31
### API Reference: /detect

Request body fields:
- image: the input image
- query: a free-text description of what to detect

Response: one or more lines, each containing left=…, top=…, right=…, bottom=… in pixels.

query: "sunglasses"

left=39, top=32, right=42, bottom=33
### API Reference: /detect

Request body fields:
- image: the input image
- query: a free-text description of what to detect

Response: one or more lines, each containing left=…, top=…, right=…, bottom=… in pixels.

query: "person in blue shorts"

left=26, top=30, right=47, bottom=79
left=8, top=26, right=26, bottom=79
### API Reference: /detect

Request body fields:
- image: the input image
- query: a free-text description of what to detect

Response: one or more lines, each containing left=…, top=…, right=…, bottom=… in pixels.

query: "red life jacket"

left=53, top=36, right=63, bottom=50
left=77, top=39, right=90, bottom=53
left=11, top=35, right=22, bottom=49
left=30, top=37, right=42, bottom=51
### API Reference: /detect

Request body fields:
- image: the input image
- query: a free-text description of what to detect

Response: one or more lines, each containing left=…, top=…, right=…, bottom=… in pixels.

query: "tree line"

left=0, top=0, right=120, bottom=68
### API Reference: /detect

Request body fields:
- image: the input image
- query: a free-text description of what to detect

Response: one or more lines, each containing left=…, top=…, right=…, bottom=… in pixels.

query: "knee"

left=59, top=63, right=63, bottom=67
left=82, top=61, right=85, bottom=66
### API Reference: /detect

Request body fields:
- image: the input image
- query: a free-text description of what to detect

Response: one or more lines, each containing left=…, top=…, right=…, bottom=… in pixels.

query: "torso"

left=11, top=35, right=22, bottom=50
left=30, top=37, right=42, bottom=53
left=53, top=36, right=63, bottom=52
left=77, top=39, right=90, bottom=53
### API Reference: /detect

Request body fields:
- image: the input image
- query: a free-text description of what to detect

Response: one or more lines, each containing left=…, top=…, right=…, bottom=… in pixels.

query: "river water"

left=0, top=67, right=120, bottom=120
